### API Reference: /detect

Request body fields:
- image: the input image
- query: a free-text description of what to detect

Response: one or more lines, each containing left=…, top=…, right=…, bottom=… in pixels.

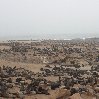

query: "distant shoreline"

left=0, top=37, right=99, bottom=43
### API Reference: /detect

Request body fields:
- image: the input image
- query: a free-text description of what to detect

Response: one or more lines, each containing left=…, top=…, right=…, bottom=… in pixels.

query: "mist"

left=0, top=0, right=99, bottom=40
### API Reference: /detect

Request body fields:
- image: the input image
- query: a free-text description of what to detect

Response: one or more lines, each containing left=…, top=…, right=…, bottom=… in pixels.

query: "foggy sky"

left=0, top=0, right=99, bottom=40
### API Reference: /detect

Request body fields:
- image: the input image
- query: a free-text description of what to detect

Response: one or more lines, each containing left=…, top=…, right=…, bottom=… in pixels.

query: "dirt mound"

left=69, top=93, right=82, bottom=99
left=50, top=88, right=70, bottom=99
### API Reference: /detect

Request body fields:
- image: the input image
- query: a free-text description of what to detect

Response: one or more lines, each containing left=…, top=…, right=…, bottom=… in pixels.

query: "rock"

left=96, top=93, right=99, bottom=99
left=50, top=88, right=70, bottom=99
left=69, top=93, right=82, bottom=99
left=31, top=91, right=36, bottom=95
left=17, top=91, right=25, bottom=99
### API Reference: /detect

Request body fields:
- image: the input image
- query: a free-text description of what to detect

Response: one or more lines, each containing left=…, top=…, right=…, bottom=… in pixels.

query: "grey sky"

left=0, top=0, right=99, bottom=40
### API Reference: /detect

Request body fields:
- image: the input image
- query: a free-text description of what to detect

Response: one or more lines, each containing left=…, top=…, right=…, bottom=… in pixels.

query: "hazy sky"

left=0, top=0, right=99, bottom=40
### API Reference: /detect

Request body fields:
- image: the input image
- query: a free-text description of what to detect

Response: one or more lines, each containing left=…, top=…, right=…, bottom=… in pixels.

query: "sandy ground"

left=0, top=59, right=43, bottom=73
left=0, top=45, right=11, bottom=50
left=0, top=43, right=98, bottom=99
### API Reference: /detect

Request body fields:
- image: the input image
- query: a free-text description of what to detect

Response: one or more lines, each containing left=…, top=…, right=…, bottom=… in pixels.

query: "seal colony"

left=0, top=38, right=99, bottom=99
